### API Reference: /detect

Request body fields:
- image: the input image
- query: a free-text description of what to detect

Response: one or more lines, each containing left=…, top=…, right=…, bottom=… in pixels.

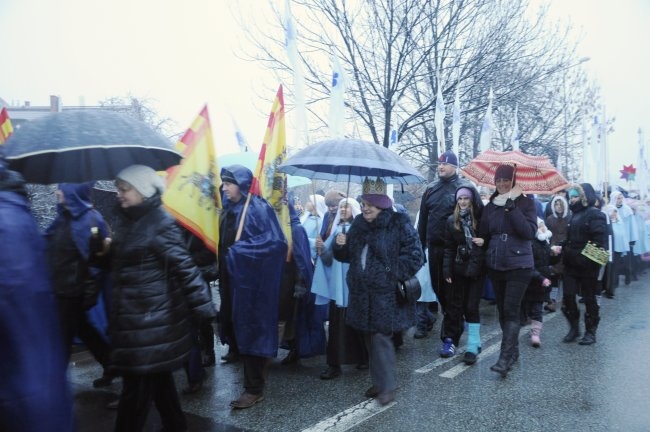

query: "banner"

left=250, top=85, right=292, bottom=254
left=0, top=107, right=13, bottom=144
left=163, top=106, right=221, bottom=253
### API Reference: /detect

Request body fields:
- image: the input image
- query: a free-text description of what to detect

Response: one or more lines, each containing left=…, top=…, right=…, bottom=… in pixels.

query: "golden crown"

left=362, top=177, right=387, bottom=195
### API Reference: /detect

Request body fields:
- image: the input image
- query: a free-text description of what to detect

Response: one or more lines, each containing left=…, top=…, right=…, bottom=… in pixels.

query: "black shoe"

left=319, top=366, right=341, bottom=380
left=202, top=352, right=216, bottom=367
left=356, top=363, right=369, bottom=370
left=463, top=351, right=478, bottom=365
left=605, top=292, right=614, bottom=299
left=578, top=332, right=596, bottom=345
left=221, top=351, right=239, bottom=364
left=182, top=379, right=204, bottom=395
left=281, top=349, right=299, bottom=365
left=413, top=328, right=427, bottom=339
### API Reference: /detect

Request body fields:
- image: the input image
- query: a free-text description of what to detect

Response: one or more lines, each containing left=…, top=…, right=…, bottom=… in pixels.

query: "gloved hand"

left=294, top=283, right=307, bottom=299
left=504, top=198, right=515, bottom=212
left=630, top=241, right=636, bottom=247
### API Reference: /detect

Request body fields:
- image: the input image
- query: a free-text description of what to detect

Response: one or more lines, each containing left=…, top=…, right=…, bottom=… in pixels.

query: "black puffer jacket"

left=562, top=183, right=607, bottom=278
left=108, top=195, right=216, bottom=374
left=334, top=210, right=423, bottom=334
left=418, top=174, right=478, bottom=248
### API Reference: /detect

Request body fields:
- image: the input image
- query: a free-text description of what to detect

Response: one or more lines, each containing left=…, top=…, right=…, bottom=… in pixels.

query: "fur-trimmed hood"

left=549, top=194, right=569, bottom=218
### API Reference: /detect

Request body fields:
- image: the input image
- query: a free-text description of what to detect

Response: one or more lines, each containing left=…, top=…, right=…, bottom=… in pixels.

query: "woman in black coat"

left=478, top=164, right=537, bottom=378
left=442, top=186, right=485, bottom=365
left=554, top=183, right=607, bottom=345
left=334, top=178, right=423, bottom=406
left=109, top=165, right=216, bottom=432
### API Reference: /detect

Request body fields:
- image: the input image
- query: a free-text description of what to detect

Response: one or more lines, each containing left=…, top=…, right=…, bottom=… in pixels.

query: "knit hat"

left=455, top=187, right=473, bottom=201
left=116, top=164, right=165, bottom=198
left=324, top=189, right=347, bottom=207
left=438, top=150, right=458, bottom=167
left=361, top=177, right=393, bottom=209
left=494, top=164, right=515, bottom=184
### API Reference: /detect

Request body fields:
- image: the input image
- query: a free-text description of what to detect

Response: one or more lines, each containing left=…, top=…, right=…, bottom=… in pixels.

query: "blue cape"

left=223, top=165, right=288, bottom=357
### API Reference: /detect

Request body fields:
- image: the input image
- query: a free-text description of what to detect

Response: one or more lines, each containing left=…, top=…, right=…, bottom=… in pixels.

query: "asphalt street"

left=70, top=272, right=650, bottom=432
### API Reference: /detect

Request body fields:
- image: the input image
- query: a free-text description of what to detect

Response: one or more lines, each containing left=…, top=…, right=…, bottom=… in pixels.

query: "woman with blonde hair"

left=442, top=186, right=485, bottom=364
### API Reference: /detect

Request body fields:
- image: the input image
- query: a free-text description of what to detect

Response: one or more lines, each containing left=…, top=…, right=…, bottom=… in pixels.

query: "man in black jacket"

left=417, top=151, right=479, bottom=348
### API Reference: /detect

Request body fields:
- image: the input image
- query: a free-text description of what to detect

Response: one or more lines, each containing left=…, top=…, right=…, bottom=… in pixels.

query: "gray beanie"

left=116, top=164, right=165, bottom=198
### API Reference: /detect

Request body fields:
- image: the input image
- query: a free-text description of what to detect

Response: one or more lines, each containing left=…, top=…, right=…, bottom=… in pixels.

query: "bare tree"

left=241, top=0, right=601, bottom=180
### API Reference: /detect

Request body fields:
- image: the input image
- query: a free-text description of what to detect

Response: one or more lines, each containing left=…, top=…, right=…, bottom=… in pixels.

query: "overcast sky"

left=1, top=0, right=648, bottom=187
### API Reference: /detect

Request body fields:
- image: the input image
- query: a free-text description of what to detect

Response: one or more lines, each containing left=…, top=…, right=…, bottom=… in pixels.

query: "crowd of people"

left=2, top=147, right=649, bottom=431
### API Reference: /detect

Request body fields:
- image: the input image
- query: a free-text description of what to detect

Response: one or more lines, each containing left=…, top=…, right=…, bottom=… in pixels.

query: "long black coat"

left=562, top=184, right=608, bottom=279
left=334, top=210, right=423, bottom=334
left=109, top=196, right=215, bottom=374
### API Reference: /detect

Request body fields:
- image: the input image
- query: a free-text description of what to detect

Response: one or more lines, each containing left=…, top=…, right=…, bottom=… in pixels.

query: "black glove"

left=630, top=241, right=636, bottom=247
left=504, top=198, right=515, bottom=212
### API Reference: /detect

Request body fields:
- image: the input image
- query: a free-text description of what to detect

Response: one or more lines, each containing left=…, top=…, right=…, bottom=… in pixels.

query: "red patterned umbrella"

left=461, top=149, right=568, bottom=194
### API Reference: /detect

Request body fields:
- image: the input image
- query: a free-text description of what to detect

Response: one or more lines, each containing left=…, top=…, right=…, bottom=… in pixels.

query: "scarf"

left=459, top=208, right=475, bottom=251
left=492, top=185, right=523, bottom=207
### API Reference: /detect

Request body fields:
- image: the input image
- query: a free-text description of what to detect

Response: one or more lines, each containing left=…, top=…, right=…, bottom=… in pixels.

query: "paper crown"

left=362, top=177, right=387, bottom=195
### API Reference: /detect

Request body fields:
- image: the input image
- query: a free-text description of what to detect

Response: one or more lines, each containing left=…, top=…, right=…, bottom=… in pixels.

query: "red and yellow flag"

left=163, top=105, right=221, bottom=253
left=250, top=85, right=292, bottom=255
left=0, top=107, right=14, bottom=144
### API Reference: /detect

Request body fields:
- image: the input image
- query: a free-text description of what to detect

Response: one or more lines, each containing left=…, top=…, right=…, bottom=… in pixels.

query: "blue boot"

left=464, top=323, right=481, bottom=365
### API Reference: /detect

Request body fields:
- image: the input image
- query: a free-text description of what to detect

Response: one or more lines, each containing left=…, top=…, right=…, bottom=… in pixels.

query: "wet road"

left=70, top=273, right=650, bottom=432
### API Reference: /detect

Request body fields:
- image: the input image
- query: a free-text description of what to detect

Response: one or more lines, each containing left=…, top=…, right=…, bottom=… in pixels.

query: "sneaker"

left=439, top=338, right=456, bottom=358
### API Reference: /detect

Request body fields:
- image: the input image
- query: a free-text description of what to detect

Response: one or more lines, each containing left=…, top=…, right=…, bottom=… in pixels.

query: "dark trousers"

left=56, top=296, right=109, bottom=366
left=363, top=332, right=396, bottom=393
left=563, top=273, right=600, bottom=318
left=183, top=325, right=204, bottom=385
left=325, top=302, right=368, bottom=367
left=242, top=355, right=268, bottom=395
left=426, top=245, right=447, bottom=311
left=489, top=269, right=533, bottom=327
left=442, top=274, right=483, bottom=345
left=115, top=372, right=186, bottom=432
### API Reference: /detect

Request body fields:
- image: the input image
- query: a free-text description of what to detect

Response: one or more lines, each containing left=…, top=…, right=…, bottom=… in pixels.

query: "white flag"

left=389, top=123, right=399, bottom=150
left=328, top=53, right=347, bottom=139
left=435, top=84, right=446, bottom=155
left=637, top=128, right=647, bottom=199
left=452, top=86, right=461, bottom=156
left=284, top=0, right=309, bottom=148
left=510, top=104, right=520, bottom=151
left=231, top=117, right=249, bottom=153
left=479, top=87, right=494, bottom=152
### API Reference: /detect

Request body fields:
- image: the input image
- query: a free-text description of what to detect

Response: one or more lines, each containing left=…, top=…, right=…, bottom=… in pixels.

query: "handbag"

left=396, top=276, right=421, bottom=306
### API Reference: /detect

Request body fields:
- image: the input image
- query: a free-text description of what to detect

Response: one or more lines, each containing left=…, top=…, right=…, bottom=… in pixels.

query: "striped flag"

left=250, top=85, right=292, bottom=254
left=0, top=107, right=13, bottom=144
left=434, top=83, right=446, bottom=155
left=163, top=106, right=221, bottom=253
left=479, top=88, right=494, bottom=152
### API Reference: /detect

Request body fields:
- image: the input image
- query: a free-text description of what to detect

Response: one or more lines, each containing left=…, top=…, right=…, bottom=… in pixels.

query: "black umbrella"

left=4, top=109, right=181, bottom=184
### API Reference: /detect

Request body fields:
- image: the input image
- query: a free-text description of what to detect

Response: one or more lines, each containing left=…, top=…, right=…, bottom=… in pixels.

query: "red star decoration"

left=620, top=164, right=636, bottom=182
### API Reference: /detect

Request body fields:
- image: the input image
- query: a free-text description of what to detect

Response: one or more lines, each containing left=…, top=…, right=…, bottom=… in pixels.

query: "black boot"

left=579, top=313, right=600, bottom=345
left=562, top=307, right=580, bottom=343
left=490, top=321, right=520, bottom=378
left=202, top=351, right=216, bottom=367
